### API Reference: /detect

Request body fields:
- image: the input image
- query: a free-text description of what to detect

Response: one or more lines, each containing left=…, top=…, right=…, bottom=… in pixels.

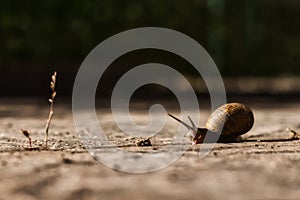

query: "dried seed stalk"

left=45, top=71, right=57, bottom=148
left=21, top=129, right=32, bottom=148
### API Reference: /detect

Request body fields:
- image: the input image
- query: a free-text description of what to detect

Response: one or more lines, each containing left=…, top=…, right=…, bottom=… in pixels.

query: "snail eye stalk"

left=168, top=113, right=197, bottom=133
left=187, top=116, right=196, bottom=130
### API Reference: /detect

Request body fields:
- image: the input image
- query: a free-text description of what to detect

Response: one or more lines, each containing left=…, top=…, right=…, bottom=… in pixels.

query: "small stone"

left=135, top=138, right=152, bottom=147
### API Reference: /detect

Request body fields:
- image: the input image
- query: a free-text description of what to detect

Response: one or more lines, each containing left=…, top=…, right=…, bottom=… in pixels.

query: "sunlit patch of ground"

left=0, top=98, right=299, bottom=199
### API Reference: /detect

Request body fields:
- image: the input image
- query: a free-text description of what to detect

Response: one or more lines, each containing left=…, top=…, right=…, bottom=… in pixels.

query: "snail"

left=169, top=103, right=254, bottom=144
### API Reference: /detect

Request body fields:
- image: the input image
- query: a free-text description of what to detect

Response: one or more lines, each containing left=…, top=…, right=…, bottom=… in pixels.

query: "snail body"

left=169, top=102, right=254, bottom=144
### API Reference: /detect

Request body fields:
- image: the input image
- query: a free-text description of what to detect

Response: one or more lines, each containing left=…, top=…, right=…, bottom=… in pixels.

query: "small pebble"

left=135, top=138, right=152, bottom=147
left=0, top=133, right=5, bottom=139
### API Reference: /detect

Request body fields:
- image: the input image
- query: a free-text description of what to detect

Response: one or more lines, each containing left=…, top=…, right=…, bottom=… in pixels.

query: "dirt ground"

left=0, top=98, right=300, bottom=200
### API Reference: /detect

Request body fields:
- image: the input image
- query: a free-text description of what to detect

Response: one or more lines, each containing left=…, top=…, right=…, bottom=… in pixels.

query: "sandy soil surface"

left=0, top=98, right=300, bottom=200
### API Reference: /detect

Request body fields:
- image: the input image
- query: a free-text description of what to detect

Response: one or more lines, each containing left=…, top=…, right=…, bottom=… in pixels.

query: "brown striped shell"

left=205, top=103, right=254, bottom=137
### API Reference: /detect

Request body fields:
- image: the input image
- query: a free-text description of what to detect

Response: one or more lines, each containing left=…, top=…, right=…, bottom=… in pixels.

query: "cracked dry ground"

left=0, top=98, right=299, bottom=200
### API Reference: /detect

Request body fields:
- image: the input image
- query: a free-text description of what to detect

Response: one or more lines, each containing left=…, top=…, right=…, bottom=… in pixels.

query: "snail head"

left=168, top=113, right=207, bottom=144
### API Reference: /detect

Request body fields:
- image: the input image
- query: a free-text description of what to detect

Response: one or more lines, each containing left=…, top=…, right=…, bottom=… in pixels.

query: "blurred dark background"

left=0, top=0, right=299, bottom=97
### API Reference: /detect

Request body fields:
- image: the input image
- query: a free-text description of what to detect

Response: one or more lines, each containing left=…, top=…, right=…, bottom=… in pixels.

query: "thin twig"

left=45, top=71, right=57, bottom=148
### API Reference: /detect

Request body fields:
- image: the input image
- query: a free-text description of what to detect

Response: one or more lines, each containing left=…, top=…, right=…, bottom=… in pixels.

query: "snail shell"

left=206, top=103, right=254, bottom=136
left=193, top=103, right=254, bottom=144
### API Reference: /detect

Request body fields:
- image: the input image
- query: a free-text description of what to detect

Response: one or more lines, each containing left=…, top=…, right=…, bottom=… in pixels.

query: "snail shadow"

left=243, top=138, right=299, bottom=143
left=199, top=131, right=299, bottom=144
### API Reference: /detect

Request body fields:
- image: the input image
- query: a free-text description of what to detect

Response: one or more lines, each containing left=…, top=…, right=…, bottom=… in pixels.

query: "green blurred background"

left=0, top=0, right=299, bottom=96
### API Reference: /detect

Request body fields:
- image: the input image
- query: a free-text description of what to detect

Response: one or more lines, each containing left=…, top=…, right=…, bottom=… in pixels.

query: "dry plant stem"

left=29, top=138, right=32, bottom=148
left=21, top=129, right=32, bottom=149
left=45, top=106, right=54, bottom=148
left=45, top=71, right=57, bottom=149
